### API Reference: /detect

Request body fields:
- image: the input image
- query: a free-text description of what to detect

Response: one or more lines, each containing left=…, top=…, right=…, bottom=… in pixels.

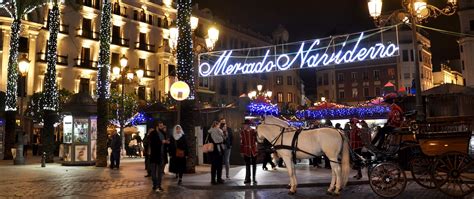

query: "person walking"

left=157, top=122, right=170, bottom=175
left=349, top=118, right=363, bottom=180
left=208, top=121, right=226, bottom=185
left=143, top=128, right=153, bottom=177
left=220, top=118, right=233, bottom=179
left=135, top=133, right=143, bottom=158
left=109, top=130, right=122, bottom=169
left=240, top=119, right=258, bottom=184
left=262, top=138, right=276, bottom=171
left=149, top=121, right=165, bottom=192
left=169, top=125, right=188, bottom=185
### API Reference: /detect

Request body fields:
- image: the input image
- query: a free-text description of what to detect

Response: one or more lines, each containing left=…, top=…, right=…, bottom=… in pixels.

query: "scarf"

left=173, top=125, right=184, bottom=140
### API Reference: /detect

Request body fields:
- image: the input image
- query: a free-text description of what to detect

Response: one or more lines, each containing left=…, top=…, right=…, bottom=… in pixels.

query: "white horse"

left=257, top=116, right=350, bottom=195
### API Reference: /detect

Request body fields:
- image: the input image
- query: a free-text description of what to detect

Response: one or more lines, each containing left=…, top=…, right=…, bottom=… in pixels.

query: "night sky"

left=194, top=0, right=461, bottom=96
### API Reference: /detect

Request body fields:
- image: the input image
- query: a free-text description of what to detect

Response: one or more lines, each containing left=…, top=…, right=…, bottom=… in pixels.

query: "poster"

left=91, top=140, right=96, bottom=161
left=90, top=117, right=97, bottom=140
left=74, top=118, right=89, bottom=144
left=75, top=145, right=88, bottom=161
left=63, top=115, right=73, bottom=143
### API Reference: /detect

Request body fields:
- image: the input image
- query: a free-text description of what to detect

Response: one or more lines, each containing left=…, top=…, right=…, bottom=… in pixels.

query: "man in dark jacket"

left=143, top=129, right=152, bottom=177
left=149, top=122, right=165, bottom=192
left=109, top=130, right=122, bottom=169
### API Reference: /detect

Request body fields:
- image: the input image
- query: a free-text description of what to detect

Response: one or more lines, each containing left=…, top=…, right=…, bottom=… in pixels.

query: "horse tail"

left=340, top=131, right=350, bottom=187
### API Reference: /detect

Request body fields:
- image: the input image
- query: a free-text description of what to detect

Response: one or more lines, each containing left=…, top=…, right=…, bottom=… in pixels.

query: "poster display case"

left=62, top=115, right=97, bottom=166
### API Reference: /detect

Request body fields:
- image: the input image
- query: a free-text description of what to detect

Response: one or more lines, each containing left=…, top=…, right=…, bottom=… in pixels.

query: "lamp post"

left=367, top=0, right=457, bottom=121
left=112, top=55, right=143, bottom=152
left=248, top=84, right=273, bottom=101
left=14, top=54, right=29, bottom=165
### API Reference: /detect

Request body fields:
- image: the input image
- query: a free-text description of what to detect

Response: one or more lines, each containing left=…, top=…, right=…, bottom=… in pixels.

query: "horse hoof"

left=288, top=191, right=296, bottom=195
left=326, top=191, right=333, bottom=195
left=286, top=185, right=291, bottom=189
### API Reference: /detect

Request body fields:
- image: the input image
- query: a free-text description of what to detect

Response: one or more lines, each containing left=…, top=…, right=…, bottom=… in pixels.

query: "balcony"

left=112, top=5, right=127, bottom=17
left=74, top=58, right=98, bottom=70
left=76, top=28, right=99, bottom=41
left=43, top=22, right=70, bottom=34
left=76, top=0, right=101, bottom=9
left=143, top=70, right=155, bottom=79
left=135, top=42, right=155, bottom=53
left=37, top=52, right=68, bottom=66
left=111, top=37, right=130, bottom=48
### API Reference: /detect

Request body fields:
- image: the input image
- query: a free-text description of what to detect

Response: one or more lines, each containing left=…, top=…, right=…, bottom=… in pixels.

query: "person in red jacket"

left=372, top=93, right=404, bottom=149
left=349, top=118, right=363, bottom=180
left=240, top=119, right=258, bottom=184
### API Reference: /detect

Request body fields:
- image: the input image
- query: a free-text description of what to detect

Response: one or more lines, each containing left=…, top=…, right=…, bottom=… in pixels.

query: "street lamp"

left=191, top=16, right=199, bottom=32
left=18, top=54, right=30, bottom=77
left=206, top=27, right=219, bottom=51
left=367, top=0, right=457, bottom=121
left=248, top=85, right=272, bottom=102
left=112, top=55, right=143, bottom=152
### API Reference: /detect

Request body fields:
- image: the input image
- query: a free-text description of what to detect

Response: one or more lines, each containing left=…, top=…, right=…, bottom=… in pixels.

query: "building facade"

left=433, top=62, right=464, bottom=86
left=0, top=1, right=302, bottom=116
left=315, top=28, right=433, bottom=105
left=458, top=0, right=474, bottom=87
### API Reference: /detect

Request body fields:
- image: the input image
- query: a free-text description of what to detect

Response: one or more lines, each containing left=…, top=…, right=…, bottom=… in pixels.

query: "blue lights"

left=247, top=102, right=279, bottom=116
left=296, top=106, right=390, bottom=120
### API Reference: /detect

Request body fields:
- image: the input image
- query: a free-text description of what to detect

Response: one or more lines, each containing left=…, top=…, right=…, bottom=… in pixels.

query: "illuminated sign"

left=198, top=26, right=399, bottom=77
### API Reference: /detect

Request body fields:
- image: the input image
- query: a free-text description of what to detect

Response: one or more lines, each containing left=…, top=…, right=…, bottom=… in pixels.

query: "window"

left=138, top=86, right=146, bottom=100
left=337, top=73, right=344, bottom=82
left=139, top=58, right=146, bottom=68
left=287, top=93, right=293, bottom=103
left=373, top=70, right=380, bottom=80
left=139, top=33, right=146, bottom=44
left=470, top=20, right=474, bottom=31
left=148, top=14, right=153, bottom=25
left=168, top=64, right=176, bottom=76
left=363, top=87, right=369, bottom=97
left=363, top=71, right=369, bottom=80
left=157, top=64, right=162, bottom=76
left=277, top=92, right=283, bottom=103
left=81, top=47, right=91, bottom=67
left=402, top=50, right=409, bottom=62
left=19, top=37, right=29, bottom=53
left=352, top=88, right=358, bottom=98
left=112, top=26, right=121, bottom=44
left=404, top=73, right=410, bottom=79
left=462, top=60, right=465, bottom=71
left=140, top=10, right=146, bottom=22
left=133, top=10, right=138, bottom=20
left=419, top=50, right=422, bottom=62
left=323, top=73, right=329, bottom=85
left=79, top=78, right=90, bottom=94
left=410, top=50, right=414, bottom=61
left=287, top=76, right=292, bottom=85
left=111, top=53, right=119, bottom=67
left=231, top=80, right=237, bottom=96
left=338, top=90, right=345, bottom=99
left=157, top=17, right=162, bottom=27
left=351, top=72, right=357, bottom=81
left=388, top=68, right=396, bottom=79
left=375, top=87, right=381, bottom=96
left=318, top=77, right=323, bottom=86
left=276, top=76, right=283, bottom=85
left=82, top=18, right=92, bottom=38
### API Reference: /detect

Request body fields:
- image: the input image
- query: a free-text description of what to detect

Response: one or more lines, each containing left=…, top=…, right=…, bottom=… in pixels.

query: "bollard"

left=41, top=152, right=46, bottom=167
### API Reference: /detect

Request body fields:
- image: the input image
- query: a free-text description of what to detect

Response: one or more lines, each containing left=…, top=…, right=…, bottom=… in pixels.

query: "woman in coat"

left=169, top=125, right=188, bottom=185
left=208, top=121, right=226, bottom=185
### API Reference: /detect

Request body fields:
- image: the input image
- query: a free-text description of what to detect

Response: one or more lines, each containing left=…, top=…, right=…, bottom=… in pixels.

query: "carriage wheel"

left=431, top=152, right=474, bottom=197
left=410, top=156, right=436, bottom=189
left=369, top=162, right=407, bottom=198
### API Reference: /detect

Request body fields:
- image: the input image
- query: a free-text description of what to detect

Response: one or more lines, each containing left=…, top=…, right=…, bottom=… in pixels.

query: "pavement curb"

left=182, top=180, right=370, bottom=190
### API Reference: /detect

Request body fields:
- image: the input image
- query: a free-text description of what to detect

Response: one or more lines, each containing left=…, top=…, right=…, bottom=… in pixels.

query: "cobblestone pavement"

left=0, top=158, right=471, bottom=199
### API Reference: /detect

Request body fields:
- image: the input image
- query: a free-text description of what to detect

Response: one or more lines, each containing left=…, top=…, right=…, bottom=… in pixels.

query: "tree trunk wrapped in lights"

left=96, top=0, right=112, bottom=167
left=41, top=4, right=60, bottom=163
left=4, top=18, right=21, bottom=160
left=177, top=0, right=196, bottom=173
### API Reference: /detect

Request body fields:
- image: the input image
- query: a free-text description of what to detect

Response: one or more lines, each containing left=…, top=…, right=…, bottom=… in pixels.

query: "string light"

left=247, top=102, right=279, bottom=116
left=176, top=0, right=195, bottom=99
left=43, top=5, right=60, bottom=111
left=296, top=106, right=390, bottom=120
left=5, top=19, right=21, bottom=111
left=97, top=0, right=112, bottom=99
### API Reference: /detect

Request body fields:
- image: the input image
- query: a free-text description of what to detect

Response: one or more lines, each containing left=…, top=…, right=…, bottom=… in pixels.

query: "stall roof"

left=423, top=84, right=474, bottom=96
left=62, top=92, right=96, bottom=116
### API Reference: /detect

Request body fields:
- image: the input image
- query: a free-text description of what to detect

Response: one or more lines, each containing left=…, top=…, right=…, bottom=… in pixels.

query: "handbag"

left=175, top=141, right=185, bottom=158
left=202, top=133, right=214, bottom=153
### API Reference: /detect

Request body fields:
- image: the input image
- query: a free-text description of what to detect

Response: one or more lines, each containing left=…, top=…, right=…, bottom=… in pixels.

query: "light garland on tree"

left=97, top=0, right=112, bottom=99
left=176, top=0, right=195, bottom=100
left=5, top=18, right=21, bottom=111
left=43, top=5, right=60, bottom=111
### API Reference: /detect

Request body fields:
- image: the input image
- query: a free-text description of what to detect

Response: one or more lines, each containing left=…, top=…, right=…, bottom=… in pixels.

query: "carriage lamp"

left=18, top=54, right=30, bottom=77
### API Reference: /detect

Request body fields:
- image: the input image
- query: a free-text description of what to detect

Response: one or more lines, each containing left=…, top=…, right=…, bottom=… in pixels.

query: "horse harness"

left=267, top=124, right=343, bottom=164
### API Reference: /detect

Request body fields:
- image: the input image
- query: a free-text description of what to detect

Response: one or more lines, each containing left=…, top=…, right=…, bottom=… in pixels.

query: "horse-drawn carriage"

left=362, top=116, right=474, bottom=198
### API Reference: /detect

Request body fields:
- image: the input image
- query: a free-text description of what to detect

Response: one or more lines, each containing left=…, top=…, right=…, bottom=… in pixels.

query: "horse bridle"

left=259, top=123, right=292, bottom=147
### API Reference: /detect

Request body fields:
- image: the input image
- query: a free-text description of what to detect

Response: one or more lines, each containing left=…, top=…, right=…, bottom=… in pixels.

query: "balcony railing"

left=76, top=28, right=99, bottom=40
left=76, top=0, right=101, bottom=9
left=135, top=42, right=155, bottom=53
left=144, top=69, right=155, bottom=78
left=74, top=58, right=98, bottom=70
left=37, top=52, right=68, bottom=66
left=111, top=37, right=130, bottom=47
